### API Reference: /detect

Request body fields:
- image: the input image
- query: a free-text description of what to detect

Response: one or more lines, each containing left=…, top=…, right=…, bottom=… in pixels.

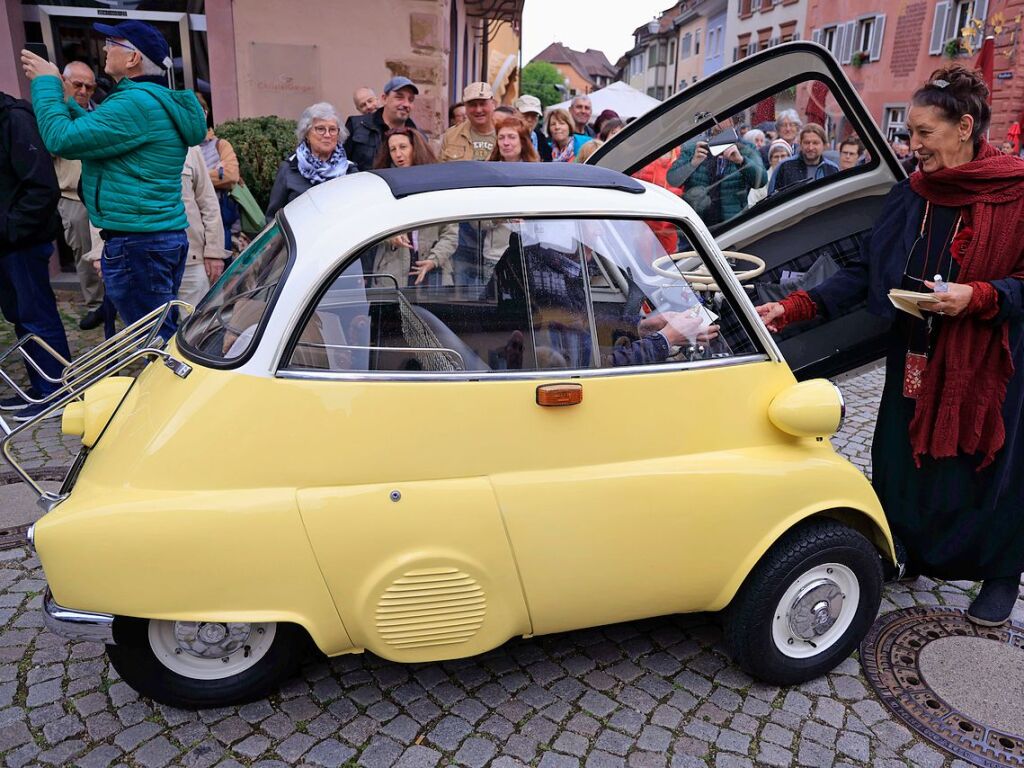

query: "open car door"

left=593, top=42, right=905, bottom=379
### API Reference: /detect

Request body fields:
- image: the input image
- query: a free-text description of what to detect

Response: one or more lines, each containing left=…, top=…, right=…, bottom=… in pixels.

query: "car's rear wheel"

left=723, top=519, right=883, bottom=685
left=107, top=619, right=307, bottom=708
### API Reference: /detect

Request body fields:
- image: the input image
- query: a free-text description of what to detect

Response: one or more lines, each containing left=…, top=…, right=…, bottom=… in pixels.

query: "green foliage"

left=214, top=115, right=298, bottom=210
left=521, top=61, right=566, bottom=109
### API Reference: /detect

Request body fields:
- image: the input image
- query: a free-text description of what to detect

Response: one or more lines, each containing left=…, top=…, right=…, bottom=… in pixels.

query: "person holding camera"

left=666, top=120, right=766, bottom=227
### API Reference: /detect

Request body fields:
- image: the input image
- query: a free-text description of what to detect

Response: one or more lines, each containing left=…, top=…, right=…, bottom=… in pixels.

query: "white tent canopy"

left=547, top=81, right=661, bottom=122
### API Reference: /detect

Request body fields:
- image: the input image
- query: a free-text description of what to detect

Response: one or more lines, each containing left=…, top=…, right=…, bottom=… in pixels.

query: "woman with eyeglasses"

left=265, top=102, right=353, bottom=222
left=757, top=65, right=1024, bottom=626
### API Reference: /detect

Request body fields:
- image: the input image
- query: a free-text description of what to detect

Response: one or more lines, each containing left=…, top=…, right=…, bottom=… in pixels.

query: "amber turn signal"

left=536, top=383, right=583, bottom=407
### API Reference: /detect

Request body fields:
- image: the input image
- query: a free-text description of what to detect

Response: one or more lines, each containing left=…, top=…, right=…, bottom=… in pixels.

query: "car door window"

left=180, top=224, right=289, bottom=364
left=629, top=77, right=879, bottom=232
left=575, top=218, right=759, bottom=368
left=283, top=217, right=761, bottom=375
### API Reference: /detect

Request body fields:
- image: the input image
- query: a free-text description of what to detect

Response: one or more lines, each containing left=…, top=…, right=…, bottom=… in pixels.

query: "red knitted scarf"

left=907, top=141, right=1024, bottom=469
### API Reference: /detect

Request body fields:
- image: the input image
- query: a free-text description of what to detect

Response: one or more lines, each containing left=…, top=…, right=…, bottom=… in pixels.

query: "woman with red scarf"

left=757, top=65, right=1024, bottom=626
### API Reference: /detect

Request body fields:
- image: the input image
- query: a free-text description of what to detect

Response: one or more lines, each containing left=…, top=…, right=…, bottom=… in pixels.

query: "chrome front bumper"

left=42, top=588, right=116, bottom=645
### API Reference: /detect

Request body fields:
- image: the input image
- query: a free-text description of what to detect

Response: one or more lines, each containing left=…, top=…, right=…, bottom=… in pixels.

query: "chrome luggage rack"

left=0, top=301, right=194, bottom=510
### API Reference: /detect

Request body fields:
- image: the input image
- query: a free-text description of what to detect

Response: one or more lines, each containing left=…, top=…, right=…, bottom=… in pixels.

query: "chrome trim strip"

left=293, top=342, right=467, bottom=369
left=276, top=352, right=770, bottom=383
left=42, top=588, right=115, bottom=645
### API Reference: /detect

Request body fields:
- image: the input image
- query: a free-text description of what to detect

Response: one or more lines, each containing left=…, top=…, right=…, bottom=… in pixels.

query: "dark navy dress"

left=809, top=180, right=1024, bottom=580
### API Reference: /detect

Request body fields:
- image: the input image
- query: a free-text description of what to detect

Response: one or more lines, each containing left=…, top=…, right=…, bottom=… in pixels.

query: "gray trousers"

left=57, top=197, right=103, bottom=310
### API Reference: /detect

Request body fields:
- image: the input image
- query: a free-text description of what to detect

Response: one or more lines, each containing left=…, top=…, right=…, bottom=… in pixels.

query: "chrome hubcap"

left=788, top=579, right=844, bottom=640
left=772, top=563, right=860, bottom=659
left=148, top=619, right=277, bottom=679
left=174, top=621, right=254, bottom=659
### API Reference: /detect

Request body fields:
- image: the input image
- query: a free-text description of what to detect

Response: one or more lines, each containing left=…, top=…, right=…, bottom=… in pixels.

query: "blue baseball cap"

left=93, top=20, right=172, bottom=69
left=383, top=76, right=419, bottom=95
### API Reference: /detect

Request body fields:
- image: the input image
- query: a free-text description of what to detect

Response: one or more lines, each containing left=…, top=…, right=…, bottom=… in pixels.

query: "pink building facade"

left=1, top=0, right=522, bottom=139
left=805, top=0, right=1024, bottom=144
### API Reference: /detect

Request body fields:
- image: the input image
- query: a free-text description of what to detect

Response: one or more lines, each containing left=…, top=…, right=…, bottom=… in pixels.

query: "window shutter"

left=869, top=14, right=886, bottom=60
left=972, top=0, right=989, bottom=47
left=811, top=27, right=822, bottom=45
left=843, top=21, right=858, bottom=63
left=942, top=2, right=959, bottom=44
left=929, top=1, right=951, bottom=54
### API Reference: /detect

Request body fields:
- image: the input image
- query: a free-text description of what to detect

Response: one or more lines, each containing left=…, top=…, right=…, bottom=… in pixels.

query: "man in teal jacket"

left=22, top=20, right=206, bottom=338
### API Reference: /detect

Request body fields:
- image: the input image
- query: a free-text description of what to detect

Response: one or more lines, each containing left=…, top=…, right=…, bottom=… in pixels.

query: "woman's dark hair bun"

left=912, top=64, right=991, bottom=141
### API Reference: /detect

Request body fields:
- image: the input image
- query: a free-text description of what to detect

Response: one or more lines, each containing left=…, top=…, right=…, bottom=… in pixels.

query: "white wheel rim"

left=148, top=620, right=276, bottom=680
left=771, top=563, right=860, bottom=659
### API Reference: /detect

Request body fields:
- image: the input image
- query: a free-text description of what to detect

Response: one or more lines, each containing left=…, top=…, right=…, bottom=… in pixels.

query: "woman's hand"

left=388, top=234, right=413, bottom=250
left=756, top=302, right=786, bottom=332
left=410, top=259, right=436, bottom=285
left=20, top=50, right=60, bottom=81
left=204, top=258, right=225, bottom=282
left=923, top=281, right=973, bottom=317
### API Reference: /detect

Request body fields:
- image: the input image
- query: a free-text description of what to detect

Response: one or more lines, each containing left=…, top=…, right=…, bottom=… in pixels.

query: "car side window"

left=180, top=224, right=289, bottom=363
left=283, top=217, right=760, bottom=375
left=631, top=78, right=877, bottom=232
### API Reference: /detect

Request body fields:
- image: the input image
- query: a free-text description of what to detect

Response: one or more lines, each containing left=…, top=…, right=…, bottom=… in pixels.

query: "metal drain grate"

left=861, top=607, right=1024, bottom=767
left=0, top=523, right=30, bottom=551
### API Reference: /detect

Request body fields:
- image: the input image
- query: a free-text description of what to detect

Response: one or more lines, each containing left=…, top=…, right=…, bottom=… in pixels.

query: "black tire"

left=722, top=519, right=883, bottom=686
left=107, top=619, right=308, bottom=709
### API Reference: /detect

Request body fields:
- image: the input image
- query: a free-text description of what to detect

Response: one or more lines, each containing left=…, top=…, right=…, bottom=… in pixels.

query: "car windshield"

left=179, top=224, right=289, bottom=363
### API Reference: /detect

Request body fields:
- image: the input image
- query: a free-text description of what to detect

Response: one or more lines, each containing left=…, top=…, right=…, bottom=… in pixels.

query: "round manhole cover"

left=861, top=607, right=1024, bottom=767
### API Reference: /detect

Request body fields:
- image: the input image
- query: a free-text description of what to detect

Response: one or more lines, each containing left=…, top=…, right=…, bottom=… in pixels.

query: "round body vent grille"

left=376, top=567, right=486, bottom=649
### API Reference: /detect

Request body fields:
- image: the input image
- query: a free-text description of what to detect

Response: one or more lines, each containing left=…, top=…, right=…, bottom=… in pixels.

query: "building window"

left=668, top=40, right=676, bottom=62
left=779, top=21, right=797, bottom=43
left=821, top=25, right=837, bottom=53
left=883, top=104, right=907, bottom=139
left=647, top=43, right=667, bottom=67
left=695, top=29, right=701, bottom=55
left=931, top=0, right=988, bottom=55
left=630, top=55, right=644, bottom=77
left=739, top=0, right=752, bottom=16
left=708, top=28, right=716, bottom=55
left=855, top=17, right=874, bottom=55
left=681, top=33, right=692, bottom=59
left=736, top=33, right=752, bottom=60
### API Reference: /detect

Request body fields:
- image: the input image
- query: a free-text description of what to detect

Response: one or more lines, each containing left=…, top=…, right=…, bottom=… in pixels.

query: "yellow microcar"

left=4, top=44, right=906, bottom=708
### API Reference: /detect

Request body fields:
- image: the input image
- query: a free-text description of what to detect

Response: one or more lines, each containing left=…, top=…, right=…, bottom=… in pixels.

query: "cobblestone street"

left=1, top=297, right=1022, bottom=768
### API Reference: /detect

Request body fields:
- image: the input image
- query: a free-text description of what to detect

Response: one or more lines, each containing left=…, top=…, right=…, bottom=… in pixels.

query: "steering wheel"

left=651, top=250, right=766, bottom=291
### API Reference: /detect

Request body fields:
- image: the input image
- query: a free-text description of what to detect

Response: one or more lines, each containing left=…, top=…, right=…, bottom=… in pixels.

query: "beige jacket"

left=205, top=130, right=240, bottom=190
left=182, top=146, right=227, bottom=264
left=439, top=121, right=496, bottom=162
left=53, top=156, right=82, bottom=201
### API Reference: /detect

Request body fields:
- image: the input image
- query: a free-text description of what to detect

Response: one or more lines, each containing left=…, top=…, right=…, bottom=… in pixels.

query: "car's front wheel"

left=107, top=619, right=307, bottom=708
left=723, top=519, right=883, bottom=685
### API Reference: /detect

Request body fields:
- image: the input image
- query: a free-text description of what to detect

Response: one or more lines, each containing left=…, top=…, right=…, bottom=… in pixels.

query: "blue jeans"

left=0, top=243, right=72, bottom=397
left=101, top=232, right=187, bottom=340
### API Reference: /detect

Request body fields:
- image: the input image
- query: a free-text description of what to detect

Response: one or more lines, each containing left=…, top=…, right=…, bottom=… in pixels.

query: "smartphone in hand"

left=24, top=42, right=51, bottom=61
